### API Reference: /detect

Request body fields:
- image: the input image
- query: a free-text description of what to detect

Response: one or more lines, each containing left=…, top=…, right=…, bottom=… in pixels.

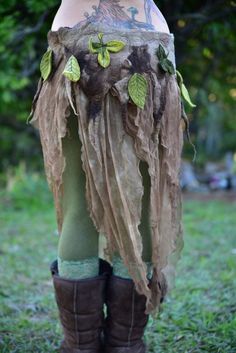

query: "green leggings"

left=58, top=115, right=152, bottom=263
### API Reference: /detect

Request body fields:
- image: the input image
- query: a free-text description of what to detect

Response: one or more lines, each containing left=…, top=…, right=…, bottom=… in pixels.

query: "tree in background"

left=160, top=0, right=236, bottom=164
left=0, top=0, right=235, bottom=174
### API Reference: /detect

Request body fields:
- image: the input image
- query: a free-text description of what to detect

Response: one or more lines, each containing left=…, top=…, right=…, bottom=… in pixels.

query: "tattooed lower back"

left=51, top=0, right=170, bottom=33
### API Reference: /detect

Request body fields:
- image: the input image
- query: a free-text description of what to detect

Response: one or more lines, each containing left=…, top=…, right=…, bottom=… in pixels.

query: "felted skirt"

left=28, top=21, right=184, bottom=317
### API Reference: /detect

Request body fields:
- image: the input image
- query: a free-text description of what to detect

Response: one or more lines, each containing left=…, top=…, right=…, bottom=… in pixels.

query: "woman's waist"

left=47, top=21, right=176, bottom=71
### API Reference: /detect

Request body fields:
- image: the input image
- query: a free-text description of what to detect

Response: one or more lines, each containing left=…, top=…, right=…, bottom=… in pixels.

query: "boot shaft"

left=51, top=260, right=108, bottom=352
left=104, top=275, right=149, bottom=351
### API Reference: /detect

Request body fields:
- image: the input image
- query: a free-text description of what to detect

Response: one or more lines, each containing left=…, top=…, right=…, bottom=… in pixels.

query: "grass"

left=146, top=198, right=236, bottom=353
left=0, top=171, right=236, bottom=353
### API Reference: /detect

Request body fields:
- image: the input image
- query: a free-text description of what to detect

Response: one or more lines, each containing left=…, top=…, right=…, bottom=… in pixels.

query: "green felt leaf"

left=89, top=33, right=125, bottom=68
left=40, top=48, right=53, bottom=81
left=166, top=60, right=175, bottom=75
left=159, top=58, right=169, bottom=73
left=180, top=82, right=196, bottom=108
left=106, top=40, right=125, bottom=53
left=156, top=44, right=175, bottom=75
left=62, top=55, right=81, bottom=82
left=128, top=73, right=148, bottom=109
left=93, top=42, right=103, bottom=49
left=156, top=44, right=167, bottom=60
left=89, top=37, right=104, bottom=53
left=176, top=70, right=196, bottom=108
left=176, top=70, right=184, bottom=84
left=159, top=58, right=175, bottom=74
left=98, top=32, right=104, bottom=41
left=97, top=48, right=110, bottom=68
left=88, top=37, right=100, bottom=53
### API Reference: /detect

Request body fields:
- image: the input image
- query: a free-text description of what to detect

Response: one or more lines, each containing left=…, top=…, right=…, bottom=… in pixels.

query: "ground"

left=0, top=175, right=235, bottom=353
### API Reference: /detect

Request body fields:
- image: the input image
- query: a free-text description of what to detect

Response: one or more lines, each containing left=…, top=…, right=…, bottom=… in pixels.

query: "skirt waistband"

left=47, top=21, right=176, bottom=67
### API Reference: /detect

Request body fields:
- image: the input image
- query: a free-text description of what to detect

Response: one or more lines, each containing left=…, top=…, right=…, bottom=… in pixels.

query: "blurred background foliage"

left=0, top=0, right=236, bottom=182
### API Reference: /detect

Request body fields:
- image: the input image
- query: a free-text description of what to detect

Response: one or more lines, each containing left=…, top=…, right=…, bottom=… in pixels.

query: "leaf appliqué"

left=98, top=32, right=104, bottom=41
left=156, top=44, right=166, bottom=61
left=156, top=44, right=175, bottom=75
left=88, top=37, right=101, bottom=53
left=176, top=70, right=196, bottom=108
left=63, top=55, right=81, bottom=82
left=106, top=40, right=126, bottom=53
left=88, top=32, right=125, bottom=68
left=97, top=48, right=110, bottom=68
left=128, top=73, right=148, bottom=109
left=40, top=48, right=53, bottom=81
left=161, top=58, right=175, bottom=74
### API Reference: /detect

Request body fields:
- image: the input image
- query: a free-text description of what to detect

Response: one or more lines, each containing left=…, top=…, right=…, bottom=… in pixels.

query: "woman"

left=28, top=0, right=184, bottom=352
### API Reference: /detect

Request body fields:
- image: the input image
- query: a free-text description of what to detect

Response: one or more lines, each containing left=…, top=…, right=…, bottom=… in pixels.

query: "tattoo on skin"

left=73, top=0, right=165, bottom=30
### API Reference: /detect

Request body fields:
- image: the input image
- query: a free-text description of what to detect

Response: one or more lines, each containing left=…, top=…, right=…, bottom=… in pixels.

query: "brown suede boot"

left=50, top=260, right=108, bottom=353
left=104, top=275, right=150, bottom=353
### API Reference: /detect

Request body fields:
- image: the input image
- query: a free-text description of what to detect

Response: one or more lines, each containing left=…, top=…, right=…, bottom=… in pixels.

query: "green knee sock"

left=112, top=255, right=153, bottom=280
left=58, top=256, right=99, bottom=279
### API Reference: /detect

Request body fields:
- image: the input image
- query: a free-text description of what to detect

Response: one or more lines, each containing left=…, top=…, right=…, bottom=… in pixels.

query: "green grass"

left=146, top=199, right=236, bottom=353
left=0, top=173, right=236, bottom=353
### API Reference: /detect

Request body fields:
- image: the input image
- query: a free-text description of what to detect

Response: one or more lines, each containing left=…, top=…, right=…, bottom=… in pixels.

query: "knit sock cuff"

left=57, top=256, right=99, bottom=279
left=112, top=256, right=153, bottom=280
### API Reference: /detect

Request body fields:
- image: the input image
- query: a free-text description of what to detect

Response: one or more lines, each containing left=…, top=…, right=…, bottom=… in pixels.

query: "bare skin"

left=51, top=0, right=170, bottom=33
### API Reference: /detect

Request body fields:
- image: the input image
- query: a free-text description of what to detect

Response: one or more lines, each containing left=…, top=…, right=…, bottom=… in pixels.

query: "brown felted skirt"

left=28, top=21, right=184, bottom=317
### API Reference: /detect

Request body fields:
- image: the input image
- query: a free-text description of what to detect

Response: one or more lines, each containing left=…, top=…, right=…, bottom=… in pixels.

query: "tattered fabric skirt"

left=28, top=21, right=184, bottom=317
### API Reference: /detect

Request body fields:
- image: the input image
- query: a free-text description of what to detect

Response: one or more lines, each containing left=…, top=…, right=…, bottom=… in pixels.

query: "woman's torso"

left=51, top=0, right=170, bottom=33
